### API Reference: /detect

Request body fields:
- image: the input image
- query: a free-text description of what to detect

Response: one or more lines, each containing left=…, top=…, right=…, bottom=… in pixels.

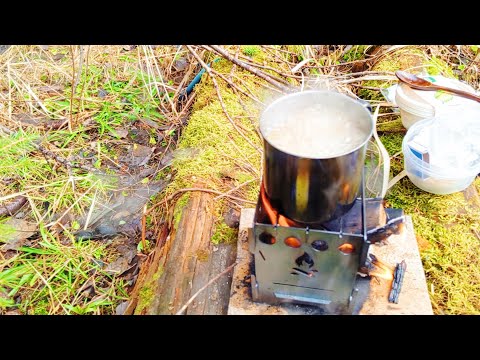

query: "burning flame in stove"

left=369, top=255, right=395, bottom=281
left=369, top=267, right=394, bottom=281
left=260, top=183, right=300, bottom=227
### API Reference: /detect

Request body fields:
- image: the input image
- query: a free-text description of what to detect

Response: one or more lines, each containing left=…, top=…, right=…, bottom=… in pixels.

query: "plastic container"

left=395, top=75, right=478, bottom=129
left=402, top=113, right=480, bottom=194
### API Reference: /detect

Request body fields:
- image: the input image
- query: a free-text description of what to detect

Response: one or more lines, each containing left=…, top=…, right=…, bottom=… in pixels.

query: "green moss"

left=359, top=48, right=457, bottom=104
left=285, top=45, right=306, bottom=61
left=343, top=45, right=368, bottom=62
left=173, top=193, right=190, bottom=230
left=377, top=117, right=405, bottom=133
left=242, top=45, right=261, bottom=57
left=378, top=132, right=404, bottom=175
left=134, top=265, right=164, bottom=314
left=211, top=221, right=237, bottom=245
left=387, top=178, right=480, bottom=314
left=426, top=56, right=456, bottom=78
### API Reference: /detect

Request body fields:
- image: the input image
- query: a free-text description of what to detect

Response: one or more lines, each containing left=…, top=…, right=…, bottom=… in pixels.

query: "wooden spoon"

left=395, top=70, right=480, bottom=103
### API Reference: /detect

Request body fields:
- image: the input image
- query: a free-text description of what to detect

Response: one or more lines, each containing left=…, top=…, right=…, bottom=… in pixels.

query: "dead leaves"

left=0, top=218, right=37, bottom=251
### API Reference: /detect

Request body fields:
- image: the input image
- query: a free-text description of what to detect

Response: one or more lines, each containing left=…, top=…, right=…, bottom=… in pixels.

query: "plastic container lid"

left=395, top=75, right=479, bottom=117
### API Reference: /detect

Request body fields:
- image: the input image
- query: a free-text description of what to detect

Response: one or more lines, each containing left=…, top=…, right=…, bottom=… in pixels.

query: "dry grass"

left=0, top=45, right=196, bottom=314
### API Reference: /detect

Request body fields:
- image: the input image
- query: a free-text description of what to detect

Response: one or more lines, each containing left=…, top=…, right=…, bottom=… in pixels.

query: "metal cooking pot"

left=260, top=90, right=374, bottom=224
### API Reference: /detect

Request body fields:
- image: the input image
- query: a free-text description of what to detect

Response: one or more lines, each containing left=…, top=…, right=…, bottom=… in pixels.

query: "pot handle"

left=356, top=98, right=372, bottom=112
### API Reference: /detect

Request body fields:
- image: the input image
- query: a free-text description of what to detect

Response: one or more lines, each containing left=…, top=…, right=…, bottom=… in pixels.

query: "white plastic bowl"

left=395, top=75, right=478, bottom=129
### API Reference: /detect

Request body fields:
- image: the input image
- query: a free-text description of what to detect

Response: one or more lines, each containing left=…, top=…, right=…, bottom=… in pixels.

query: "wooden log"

left=144, top=192, right=236, bottom=315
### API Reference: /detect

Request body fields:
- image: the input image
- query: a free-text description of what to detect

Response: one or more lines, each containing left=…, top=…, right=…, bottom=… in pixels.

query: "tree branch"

left=205, top=45, right=292, bottom=93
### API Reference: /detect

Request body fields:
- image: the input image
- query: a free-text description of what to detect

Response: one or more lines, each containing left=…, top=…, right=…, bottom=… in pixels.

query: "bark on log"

left=144, top=192, right=236, bottom=315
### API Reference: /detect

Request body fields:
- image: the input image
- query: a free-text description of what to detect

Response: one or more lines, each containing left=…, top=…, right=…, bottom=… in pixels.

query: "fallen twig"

left=337, top=75, right=397, bottom=84
left=235, top=53, right=304, bottom=80
left=175, top=261, right=238, bottom=315
left=146, top=187, right=256, bottom=216
left=36, top=142, right=101, bottom=173
left=210, top=67, right=264, bottom=106
left=141, top=204, right=147, bottom=253
left=472, top=229, right=480, bottom=241
left=68, top=46, right=77, bottom=132
left=0, top=195, right=27, bottom=217
left=213, top=179, right=256, bottom=201
left=205, top=45, right=292, bottom=93
left=291, top=58, right=314, bottom=74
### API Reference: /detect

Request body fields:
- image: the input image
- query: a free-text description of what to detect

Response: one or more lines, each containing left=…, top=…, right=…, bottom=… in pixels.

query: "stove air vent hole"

left=311, top=240, right=328, bottom=252
left=284, top=236, right=302, bottom=248
left=338, top=243, right=355, bottom=255
left=259, top=232, right=276, bottom=245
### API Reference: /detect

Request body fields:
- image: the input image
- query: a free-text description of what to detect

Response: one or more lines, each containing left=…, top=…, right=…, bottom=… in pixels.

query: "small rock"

left=224, top=208, right=240, bottom=228
left=75, top=230, right=94, bottom=241
left=92, top=258, right=107, bottom=268
left=94, top=224, right=117, bottom=237
left=115, top=301, right=129, bottom=315
left=98, top=89, right=108, bottom=98
left=173, top=58, right=188, bottom=71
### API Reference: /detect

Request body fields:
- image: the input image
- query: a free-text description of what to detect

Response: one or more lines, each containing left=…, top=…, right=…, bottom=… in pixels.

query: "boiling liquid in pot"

left=263, top=103, right=370, bottom=158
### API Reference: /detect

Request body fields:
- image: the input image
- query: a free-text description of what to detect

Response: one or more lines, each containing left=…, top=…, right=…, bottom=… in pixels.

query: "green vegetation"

left=0, top=223, right=128, bottom=314
left=343, top=45, right=368, bottom=62
left=242, top=45, right=261, bottom=57
left=0, top=45, right=181, bottom=315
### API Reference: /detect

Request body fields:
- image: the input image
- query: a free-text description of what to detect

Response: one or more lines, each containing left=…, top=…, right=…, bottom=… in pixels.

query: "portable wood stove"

left=248, top=174, right=405, bottom=313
